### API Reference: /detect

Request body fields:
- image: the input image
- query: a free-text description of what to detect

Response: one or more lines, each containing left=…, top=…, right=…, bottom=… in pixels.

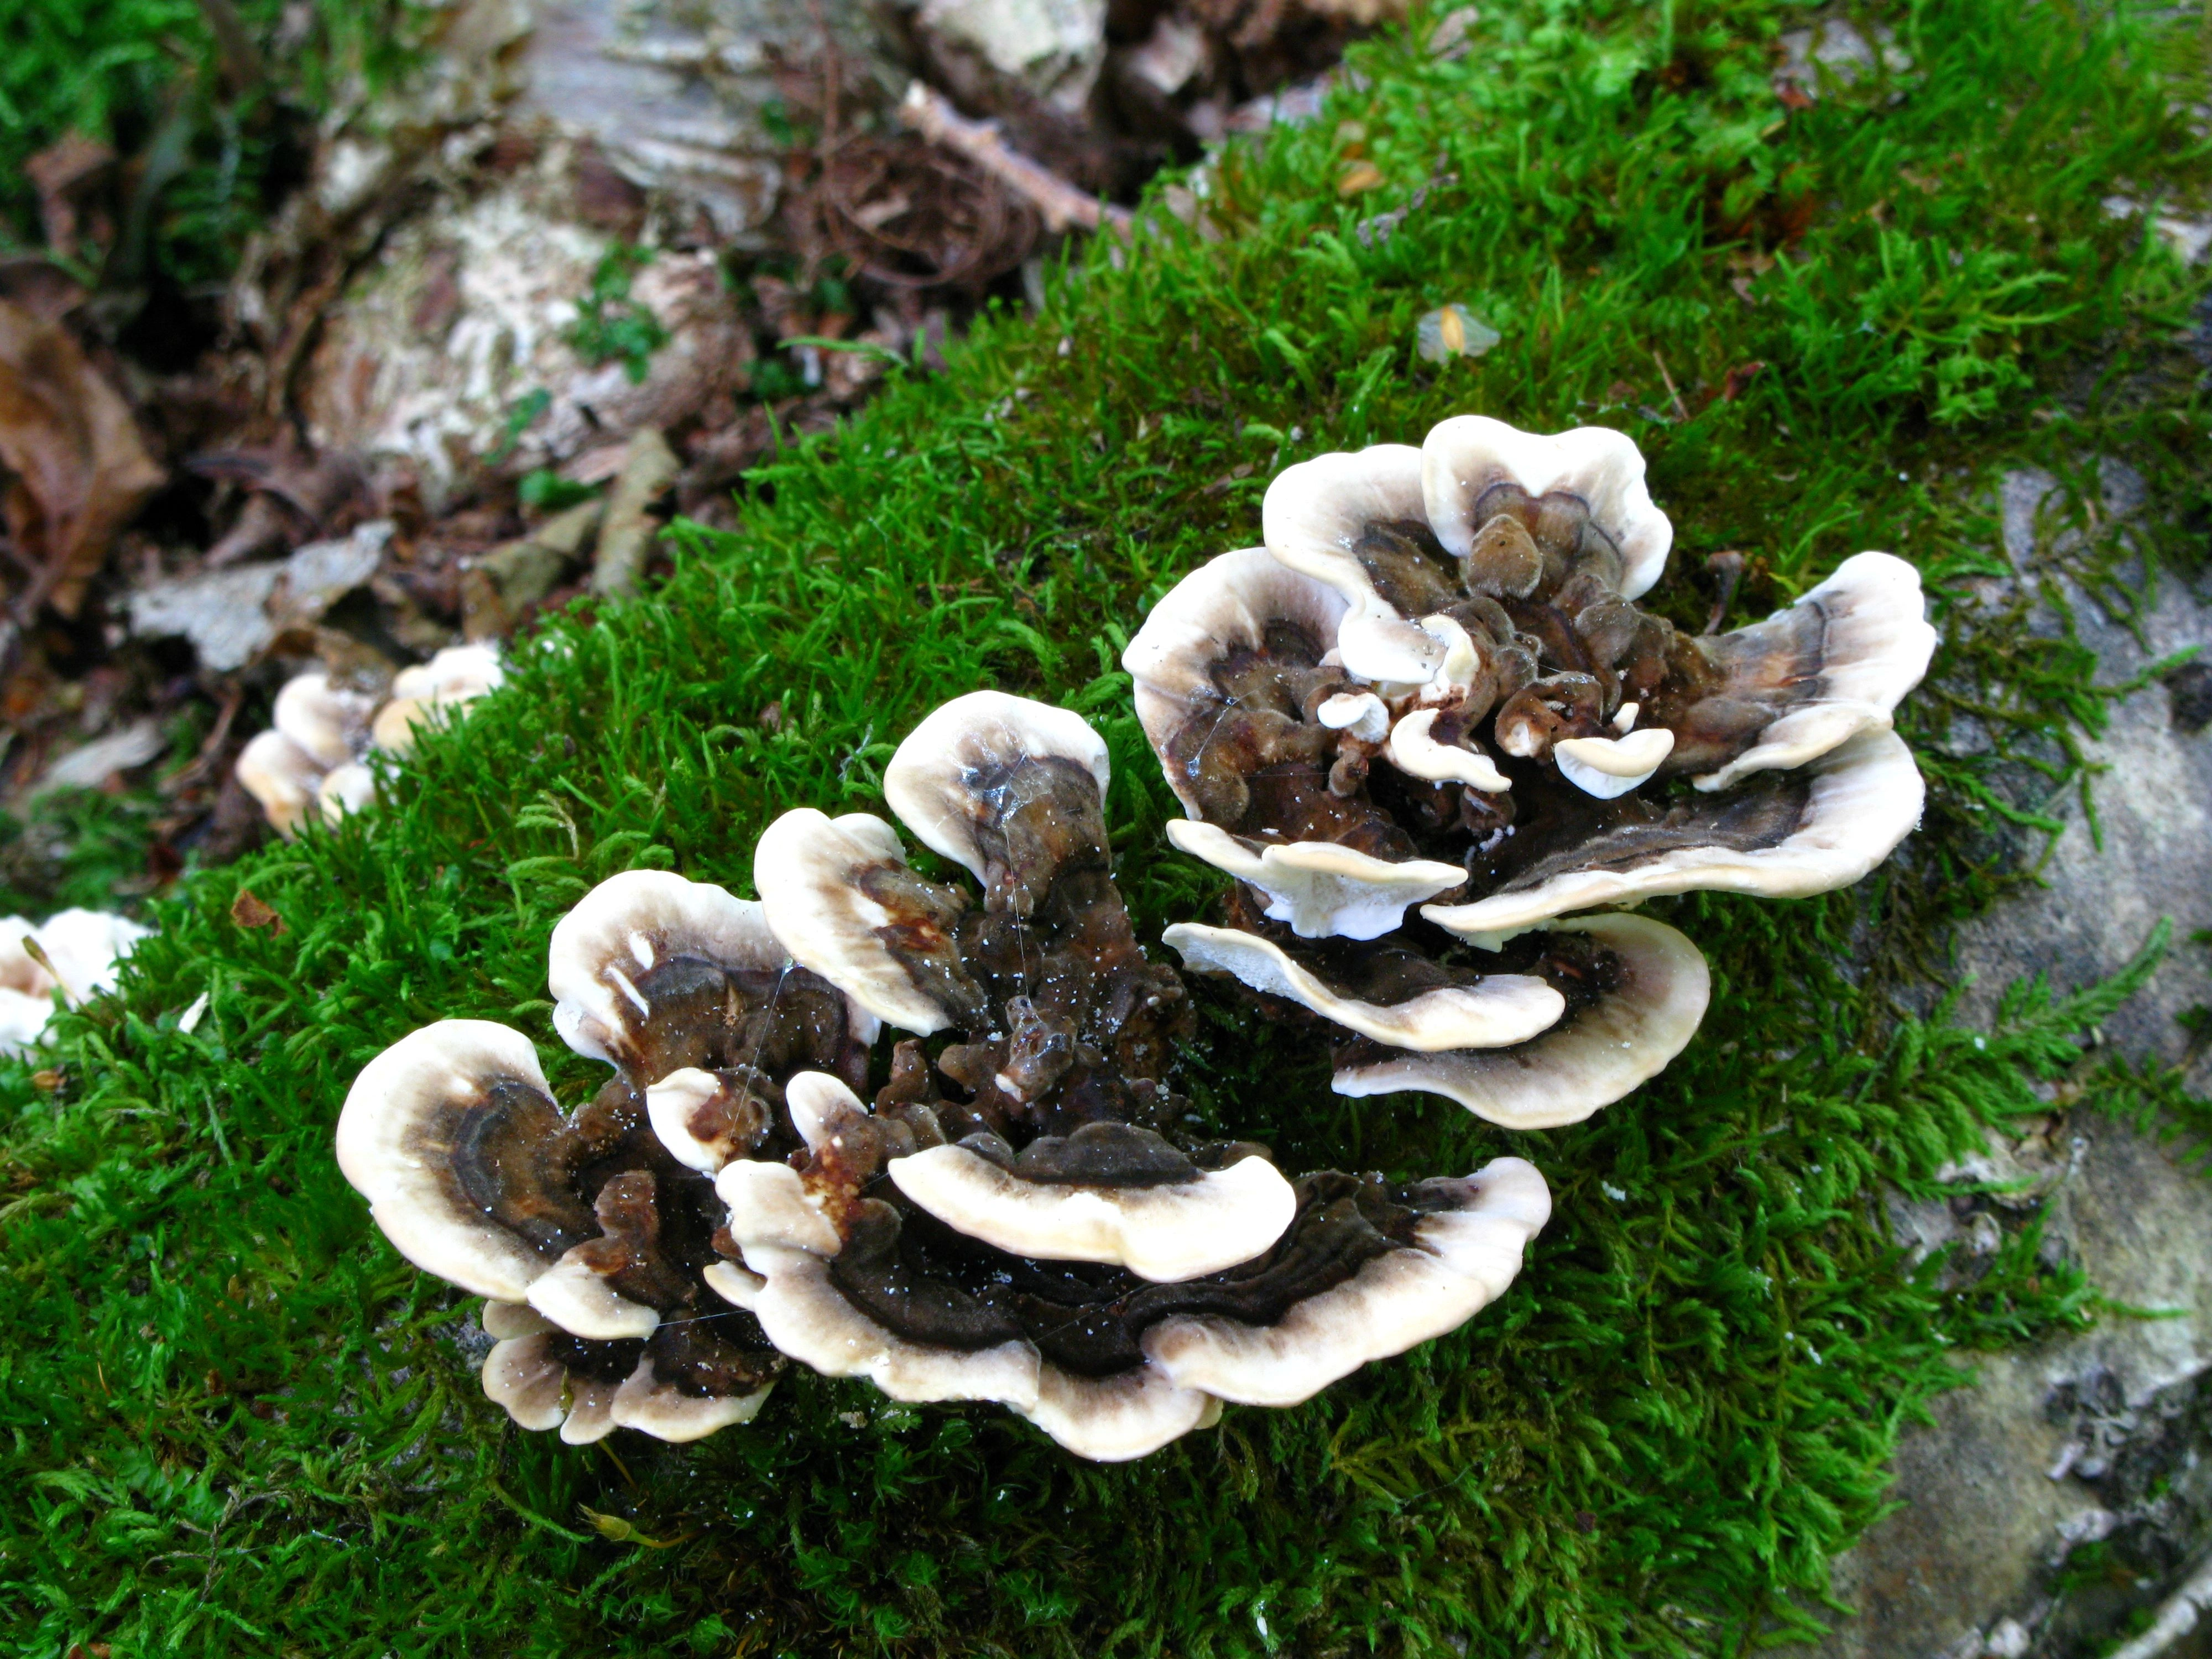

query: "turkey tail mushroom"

left=886, top=1126, right=1297, bottom=1283
left=1260, top=446, right=1455, bottom=682
left=1123, top=547, right=1466, bottom=940
left=1420, top=415, right=1672, bottom=599
left=1162, top=823, right=1467, bottom=943
left=1681, top=552, right=1938, bottom=790
left=881, top=690, right=1112, bottom=915
left=547, top=867, right=874, bottom=1076
left=1423, top=728, right=1925, bottom=936
left=753, top=808, right=987, bottom=1035
left=1331, top=915, right=1710, bottom=1129
left=1142, top=1157, right=1551, bottom=1405
left=335, top=1020, right=663, bottom=1338
left=479, top=1302, right=778, bottom=1444
left=1160, top=921, right=1564, bottom=1052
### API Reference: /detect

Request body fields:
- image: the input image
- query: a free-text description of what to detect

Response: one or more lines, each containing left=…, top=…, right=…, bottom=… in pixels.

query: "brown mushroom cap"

left=1128, top=419, right=1935, bottom=946
left=547, top=868, right=866, bottom=1071
left=886, top=1139, right=1297, bottom=1283
left=1123, top=546, right=1353, bottom=817
left=480, top=1301, right=779, bottom=1444
left=1261, top=445, right=1457, bottom=682
left=1683, top=551, right=1937, bottom=790
left=1163, top=822, right=1468, bottom=942
left=737, top=1241, right=1044, bottom=1407
left=883, top=691, right=1113, bottom=898
left=1122, top=546, right=1465, bottom=940
left=336, top=1020, right=614, bottom=1306
left=710, top=1106, right=1553, bottom=1457
left=754, top=808, right=982, bottom=1036
left=1420, top=416, right=1672, bottom=599
left=341, top=909, right=860, bottom=1360
left=1019, top=1363, right=1222, bottom=1463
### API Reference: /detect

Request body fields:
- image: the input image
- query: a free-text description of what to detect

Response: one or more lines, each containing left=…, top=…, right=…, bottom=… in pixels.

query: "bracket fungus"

left=341, top=690, right=1553, bottom=1460
left=1124, top=414, right=1933, bottom=1125
left=237, top=644, right=504, bottom=836
left=337, top=868, right=883, bottom=1443
left=0, top=907, right=150, bottom=1055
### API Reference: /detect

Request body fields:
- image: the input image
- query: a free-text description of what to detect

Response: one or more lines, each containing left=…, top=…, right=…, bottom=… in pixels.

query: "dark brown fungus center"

left=490, top=954, right=884, bottom=1393
left=1168, top=486, right=1855, bottom=905
left=450, top=1078, right=602, bottom=1256
left=1470, top=764, right=1817, bottom=895
left=831, top=1171, right=1437, bottom=1377
left=1161, top=618, right=1416, bottom=858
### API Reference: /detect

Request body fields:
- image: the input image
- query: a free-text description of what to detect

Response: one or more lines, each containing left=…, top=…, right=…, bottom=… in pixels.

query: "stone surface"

left=1773, top=17, right=1913, bottom=98
left=1952, top=464, right=2212, bottom=1072
left=913, top=0, right=1108, bottom=116
left=290, top=0, right=898, bottom=509
left=1795, top=469, right=2212, bottom=1659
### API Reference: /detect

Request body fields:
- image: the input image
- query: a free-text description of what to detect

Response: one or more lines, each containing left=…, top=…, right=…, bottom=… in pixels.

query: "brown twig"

left=195, top=0, right=268, bottom=96
left=1651, top=347, right=1689, bottom=422
left=898, top=82, right=1132, bottom=238
left=1702, top=550, right=1745, bottom=634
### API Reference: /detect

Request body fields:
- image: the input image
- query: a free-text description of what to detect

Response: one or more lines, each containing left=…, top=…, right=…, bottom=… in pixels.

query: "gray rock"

left=1773, top=17, right=1913, bottom=98
left=280, top=0, right=899, bottom=508
left=1954, top=465, right=2211, bottom=1071
left=911, top=0, right=1107, bottom=116
left=1796, top=472, right=2212, bottom=1658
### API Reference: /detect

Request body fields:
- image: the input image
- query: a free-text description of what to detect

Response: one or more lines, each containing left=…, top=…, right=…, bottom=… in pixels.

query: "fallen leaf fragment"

left=230, top=889, right=284, bottom=931
left=588, top=429, right=680, bottom=597
left=1719, top=361, right=1767, bottom=402
left=0, top=299, right=166, bottom=617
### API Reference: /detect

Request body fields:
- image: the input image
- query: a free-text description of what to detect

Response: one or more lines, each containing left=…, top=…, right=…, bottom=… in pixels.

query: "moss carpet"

left=4, top=2, right=2210, bottom=1653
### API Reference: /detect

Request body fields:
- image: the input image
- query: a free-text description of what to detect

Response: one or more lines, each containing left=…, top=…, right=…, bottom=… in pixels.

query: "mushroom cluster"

left=237, top=644, right=504, bottom=837
left=1, top=907, right=149, bottom=1056
left=338, top=690, right=1550, bottom=1460
left=333, top=415, right=1937, bottom=1462
left=1123, top=415, right=1936, bottom=1124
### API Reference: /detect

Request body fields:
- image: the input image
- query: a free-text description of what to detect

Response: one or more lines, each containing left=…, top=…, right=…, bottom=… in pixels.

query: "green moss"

left=564, top=244, right=670, bottom=385
left=2, top=1, right=2209, bottom=1654
left=0, top=0, right=422, bottom=287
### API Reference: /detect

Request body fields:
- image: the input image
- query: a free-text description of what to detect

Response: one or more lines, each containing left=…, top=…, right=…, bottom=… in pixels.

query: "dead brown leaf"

left=1719, top=360, right=1767, bottom=401
left=189, top=442, right=364, bottom=566
left=229, top=888, right=284, bottom=932
left=0, top=299, right=165, bottom=618
left=24, top=135, right=116, bottom=262
left=1336, top=161, right=1387, bottom=197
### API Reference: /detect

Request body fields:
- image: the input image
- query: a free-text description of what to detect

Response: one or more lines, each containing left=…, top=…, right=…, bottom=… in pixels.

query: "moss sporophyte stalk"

left=6, top=0, right=2208, bottom=1651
